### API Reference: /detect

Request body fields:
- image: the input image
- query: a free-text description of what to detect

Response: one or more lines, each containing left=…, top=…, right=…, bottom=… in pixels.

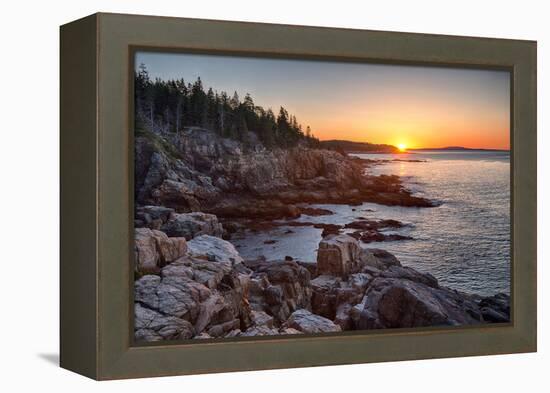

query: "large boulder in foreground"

left=316, top=234, right=399, bottom=277
left=350, top=277, right=484, bottom=329
left=134, top=274, right=210, bottom=321
left=285, top=309, right=342, bottom=333
left=134, top=256, right=253, bottom=341
left=161, top=212, right=223, bottom=240
left=379, top=265, right=439, bottom=288
left=134, top=228, right=187, bottom=274
left=310, top=273, right=372, bottom=321
left=363, top=248, right=402, bottom=270
left=310, top=275, right=341, bottom=318
left=134, top=233, right=255, bottom=342
left=245, top=259, right=312, bottom=323
left=479, top=293, right=511, bottom=323
left=187, top=235, right=243, bottom=265
left=134, top=303, right=195, bottom=341
left=316, top=234, right=364, bottom=277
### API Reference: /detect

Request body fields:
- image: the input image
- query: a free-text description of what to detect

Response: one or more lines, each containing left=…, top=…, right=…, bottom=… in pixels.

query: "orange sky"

left=139, top=53, right=511, bottom=150
left=309, top=93, right=510, bottom=149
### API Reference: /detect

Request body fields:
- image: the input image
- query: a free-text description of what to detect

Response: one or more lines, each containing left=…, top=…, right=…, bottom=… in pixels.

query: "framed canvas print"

left=60, top=13, right=537, bottom=380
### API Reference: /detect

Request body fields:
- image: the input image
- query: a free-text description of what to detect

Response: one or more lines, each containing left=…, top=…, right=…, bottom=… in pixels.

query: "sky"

left=135, top=51, right=510, bottom=150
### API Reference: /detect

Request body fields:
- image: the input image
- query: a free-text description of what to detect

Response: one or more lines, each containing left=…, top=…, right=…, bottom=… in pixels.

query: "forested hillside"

left=134, top=64, right=319, bottom=148
left=319, top=139, right=398, bottom=153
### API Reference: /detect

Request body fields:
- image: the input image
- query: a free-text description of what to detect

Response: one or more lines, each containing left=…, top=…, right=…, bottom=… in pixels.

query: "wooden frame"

left=60, top=12, right=537, bottom=380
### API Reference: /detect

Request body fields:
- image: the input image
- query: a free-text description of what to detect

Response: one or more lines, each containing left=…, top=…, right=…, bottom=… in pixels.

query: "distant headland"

left=410, top=146, right=510, bottom=152
left=319, top=139, right=399, bottom=153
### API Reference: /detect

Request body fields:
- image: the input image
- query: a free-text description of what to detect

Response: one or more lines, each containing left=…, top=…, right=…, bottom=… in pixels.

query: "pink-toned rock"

left=134, top=228, right=187, bottom=274
left=316, top=234, right=364, bottom=277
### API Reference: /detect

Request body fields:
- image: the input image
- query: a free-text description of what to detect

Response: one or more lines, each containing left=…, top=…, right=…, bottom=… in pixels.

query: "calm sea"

left=232, top=150, right=511, bottom=296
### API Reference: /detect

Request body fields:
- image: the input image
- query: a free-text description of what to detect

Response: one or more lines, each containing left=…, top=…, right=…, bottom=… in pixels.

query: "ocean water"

left=231, top=150, right=511, bottom=297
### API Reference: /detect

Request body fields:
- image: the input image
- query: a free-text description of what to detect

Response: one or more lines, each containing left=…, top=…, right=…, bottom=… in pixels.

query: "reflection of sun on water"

left=398, top=162, right=406, bottom=176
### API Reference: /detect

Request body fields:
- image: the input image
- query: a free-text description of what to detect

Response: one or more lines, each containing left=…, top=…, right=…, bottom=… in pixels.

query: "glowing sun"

left=397, top=143, right=407, bottom=152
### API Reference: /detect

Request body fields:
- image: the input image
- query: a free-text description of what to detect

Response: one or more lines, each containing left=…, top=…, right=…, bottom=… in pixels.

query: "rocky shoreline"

left=135, top=230, right=510, bottom=341
left=134, top=127, right=509, bottom=341
left=135, top=128, right=436, bottom=223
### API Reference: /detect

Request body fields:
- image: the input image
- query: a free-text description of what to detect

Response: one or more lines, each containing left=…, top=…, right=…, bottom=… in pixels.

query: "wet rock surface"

left=133, top=127, right=508, bottom=342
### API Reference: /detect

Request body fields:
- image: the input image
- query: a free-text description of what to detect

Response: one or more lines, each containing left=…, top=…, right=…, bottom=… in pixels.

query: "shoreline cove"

left=133, top=128, right=510, bottom=341
left=233, top=150, right=510, bottom=297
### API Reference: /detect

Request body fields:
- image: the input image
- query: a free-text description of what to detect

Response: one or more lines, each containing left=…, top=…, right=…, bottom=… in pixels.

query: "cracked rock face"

left=132, top=128, right=510, bottom=342
left=134, top=303, right=195, bottom=341
left=134, top=228, right=187, bottom=274
left=134, top=227, right=510, bottom=342
left=134, top=265, right=252, bottom=342
left=133, top=237, right=254, bottom=343
left=316, top=234, right=397, bottom=277
left=285, top=309, right=342, bottom=333
left=245, top=259, right=312, bottom=323
left=135, top=274, right=210, bottom=321
left=187, top=235, right=244, bottom=265
left=316, top=234, right=364, bottom=277
left=134, top=129, right=434, bottom=222
left=351, top=277, right=484, bottom=329
left=161, top=212, right=224, bottom=240
left=310, top=273, right=372, bottom=320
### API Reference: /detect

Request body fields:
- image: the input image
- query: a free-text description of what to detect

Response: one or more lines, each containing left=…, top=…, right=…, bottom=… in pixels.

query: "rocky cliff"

left=134, top=231, right=509, bottom=341
left=133, top=128, right=509, bottom=342
left=134, top=128, right=434, bottom=226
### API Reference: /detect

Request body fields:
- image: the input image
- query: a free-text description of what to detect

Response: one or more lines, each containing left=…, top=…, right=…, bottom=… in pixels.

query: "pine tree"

left=134, top=70, right=319, bottom=148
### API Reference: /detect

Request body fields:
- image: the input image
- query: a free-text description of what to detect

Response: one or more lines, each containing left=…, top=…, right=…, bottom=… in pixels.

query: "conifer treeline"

left=135, top=64, right=319, bottom=148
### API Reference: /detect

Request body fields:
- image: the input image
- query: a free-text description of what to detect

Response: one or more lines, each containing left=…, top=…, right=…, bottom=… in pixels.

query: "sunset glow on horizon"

left=136, top=52, right=510, bottom=150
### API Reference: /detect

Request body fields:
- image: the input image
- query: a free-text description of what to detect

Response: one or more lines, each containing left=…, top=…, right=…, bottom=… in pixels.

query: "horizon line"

left=318, top=138, right=510, bottom=151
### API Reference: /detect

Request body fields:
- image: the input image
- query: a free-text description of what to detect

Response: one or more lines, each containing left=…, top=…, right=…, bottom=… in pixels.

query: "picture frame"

left=60, top=12, right=537, bottom=380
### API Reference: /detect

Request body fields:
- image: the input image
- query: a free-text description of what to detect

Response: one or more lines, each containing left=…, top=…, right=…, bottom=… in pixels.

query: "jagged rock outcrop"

left=239, top=326, right=280, bottom=337
left=187, top=235, right=243, bottom=265
left=135, top=136, right=220, bottom=210
left=350, top=277, right=483, bottom=329
left=245, top=258, right=312, bottom=323
left=132, top=126, right=508, bottom=343
left=316, top=234, right=364, bottom=277
left=134, top=128, right=435, bottom=222
left=134, top=303, right=195, bottom=341
left=251, top=310, right=274, bottom=328
left=135, top=205, right=175, bottom=229
left=316, top=234, right=386, bottom=277
left=284, top=309, right=341, bottom=333
left=134, top=244, right=253, bottom=341
left=134, top=228, right=510, bottom=342
left=310, top=273, right=372, bottom=320
left=378, top=265, right=439, bottom=288
left=161, top=212, right=223, bottom=240
left=134, top=228, right=187, bottom=274
left=479, top=293, right=511, bottom=323
left=312, top=235, right=510, bottom=330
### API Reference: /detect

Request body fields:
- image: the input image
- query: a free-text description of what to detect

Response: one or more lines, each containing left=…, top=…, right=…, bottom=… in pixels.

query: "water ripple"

left=232, top=151, right=510, bottom=297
